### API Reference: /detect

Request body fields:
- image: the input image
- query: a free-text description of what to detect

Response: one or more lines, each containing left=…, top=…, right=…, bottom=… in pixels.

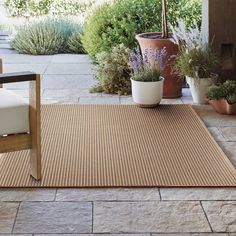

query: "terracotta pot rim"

left=136, top=32, right=173, bottom=41
left=209, top=99, right=236, bottom=106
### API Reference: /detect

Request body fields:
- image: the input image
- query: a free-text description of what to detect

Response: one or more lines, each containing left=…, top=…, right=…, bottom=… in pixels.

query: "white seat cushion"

left=0, top=89, right=29, bottom=135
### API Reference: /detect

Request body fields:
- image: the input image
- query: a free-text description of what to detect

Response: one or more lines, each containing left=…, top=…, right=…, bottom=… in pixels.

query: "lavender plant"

left=170, top=19, right=208, bottom=49
left=11, top=18, right=82, bottom=55
left=171, top=19, right=219, bottom=78
left=130, top=47, right=167, bottom=82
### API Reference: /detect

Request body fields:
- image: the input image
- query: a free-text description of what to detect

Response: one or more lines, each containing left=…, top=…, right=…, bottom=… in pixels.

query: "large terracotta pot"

left=136, top=32, right=183, bottom=98
left=209, top=99, right=236, bottom=115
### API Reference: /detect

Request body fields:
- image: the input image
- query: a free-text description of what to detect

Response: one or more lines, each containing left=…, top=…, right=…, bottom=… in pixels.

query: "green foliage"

left=179, top=0, right=201, bottom=27
left=4, top=0, right=28, bottom=17
left=50, top=0, right=94, bottom=16
left=174, top=46, right=219, bottom=78
left=207, top=86, right=227, bottom=100
left=227, top=94, right=236, bottom=104
left=4, top=0, right=52, bottom=17
left=67, top=31, right=84, bottom=54
left=3, top=0, right=94, bottom=17
left=90, top=44, right=132, bottom=95
left=172, top=19, right=219, bottom=78
left=29, top=0, right=52, bottom=16
left=11, top=18, right=82, bottom=55
left=132, top=67, right=161, bottom=82
left=82, top=0, right=202, bottom=60
left=223, top=80, right=236, bottom=94
left=207, top=80, right=236, bottom=104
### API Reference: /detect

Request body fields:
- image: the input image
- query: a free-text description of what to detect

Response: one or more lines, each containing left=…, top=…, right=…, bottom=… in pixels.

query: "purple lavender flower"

left=159, top=47, right=167, bottom=71
left=151, top=48, right=158, bottom=62
left=143, top=48, right=149, bottom=64
left=129, top=47, right=167, bottom=75
left=129, top=55, right=139, bottom=73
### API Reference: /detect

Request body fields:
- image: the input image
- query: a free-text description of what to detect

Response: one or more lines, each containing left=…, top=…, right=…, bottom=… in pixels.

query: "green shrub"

left=90, top=44, right=132, bottom=95
left=227, top=94, right=236, bottom=104
left=4, top=0, right=29, bottom=17
left=50, top=0, right=94, bottom=16
left=82, top=0, right=202, bottom=60
left=207, top=80, right=236, bottom=104
left=207, top=86, right=227, bottom=100
left=4, top=0, right=52, bottom=17
left=29, top=0, right=52, bottom=16
left=223, top=80, right=236, bottom=94
left=67, top=31, right=84, bottom=54
left=179, top=0, right=202, bottom=27
left=4, top=0, right=94, bottom=17
left=11, top=18, right=82, bottom=55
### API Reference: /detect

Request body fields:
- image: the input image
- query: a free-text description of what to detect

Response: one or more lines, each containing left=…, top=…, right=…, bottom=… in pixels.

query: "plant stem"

left=161, top=0, right=168, bottom=38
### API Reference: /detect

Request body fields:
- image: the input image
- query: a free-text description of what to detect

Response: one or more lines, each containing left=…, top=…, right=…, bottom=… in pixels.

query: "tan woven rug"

left=0, top=104, right=235, bottom=187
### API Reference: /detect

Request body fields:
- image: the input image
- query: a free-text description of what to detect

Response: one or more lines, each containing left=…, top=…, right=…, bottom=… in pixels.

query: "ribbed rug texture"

left=0, top=104, right=236, bottom=187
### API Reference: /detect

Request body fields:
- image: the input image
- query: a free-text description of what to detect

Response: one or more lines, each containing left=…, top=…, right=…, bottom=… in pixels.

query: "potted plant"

left=172, top=20, right=219, bottom=104
left=129, top=47, right=166, bottom=108
left=207, top=80, right=236, bottom=115
left=135, top=0, right=183, bottom=99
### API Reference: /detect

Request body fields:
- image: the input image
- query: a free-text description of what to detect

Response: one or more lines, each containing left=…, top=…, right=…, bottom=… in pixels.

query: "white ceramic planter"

left=131, top=77, right=164, bottom=107
left=186, top=76, right=215, bottom=104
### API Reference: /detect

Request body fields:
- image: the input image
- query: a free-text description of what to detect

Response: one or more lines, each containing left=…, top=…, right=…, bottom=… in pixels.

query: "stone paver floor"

left=0, top=52, right=235, bottom=235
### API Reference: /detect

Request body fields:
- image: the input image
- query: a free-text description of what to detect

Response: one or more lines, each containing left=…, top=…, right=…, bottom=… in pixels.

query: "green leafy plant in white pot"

left=129, top=47, right=167, bottom=108
left=171, top=20, right=219, bottom=104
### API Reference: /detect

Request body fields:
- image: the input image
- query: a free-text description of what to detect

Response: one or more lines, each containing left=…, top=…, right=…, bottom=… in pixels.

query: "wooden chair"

left=0, top=59, right=41, bottom=180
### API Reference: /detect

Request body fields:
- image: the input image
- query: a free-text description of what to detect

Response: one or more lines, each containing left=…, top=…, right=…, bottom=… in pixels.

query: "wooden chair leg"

left=29, top=74, right=41, bottom=180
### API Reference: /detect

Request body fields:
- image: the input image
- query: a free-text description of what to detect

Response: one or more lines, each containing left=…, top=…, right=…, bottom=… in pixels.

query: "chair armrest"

left=0, top=72, right=37, bottom=84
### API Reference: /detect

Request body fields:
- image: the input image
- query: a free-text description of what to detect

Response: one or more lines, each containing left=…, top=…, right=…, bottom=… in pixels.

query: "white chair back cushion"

left=0, top=89, right=29, bottom=136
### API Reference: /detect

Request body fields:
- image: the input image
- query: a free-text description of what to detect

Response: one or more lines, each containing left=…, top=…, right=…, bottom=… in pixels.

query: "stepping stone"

left=14, top=202, right=92, bottom=233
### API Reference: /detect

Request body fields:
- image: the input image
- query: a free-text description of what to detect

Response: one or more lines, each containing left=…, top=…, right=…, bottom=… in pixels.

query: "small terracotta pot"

left=208, top=99, right=236, bottom=115
left=136, top=32, right=183, bottom=99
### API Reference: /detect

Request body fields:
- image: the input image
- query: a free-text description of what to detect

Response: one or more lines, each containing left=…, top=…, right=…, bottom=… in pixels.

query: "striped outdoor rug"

left=0, top=104, right=235, bottom=187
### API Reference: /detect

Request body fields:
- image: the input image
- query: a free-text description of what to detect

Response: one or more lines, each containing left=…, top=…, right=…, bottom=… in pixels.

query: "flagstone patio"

left=0, top=51, right=235, bottom=235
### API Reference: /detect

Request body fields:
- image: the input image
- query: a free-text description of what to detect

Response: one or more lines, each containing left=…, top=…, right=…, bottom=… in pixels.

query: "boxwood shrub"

left=82, top=0, right=202, bottom=60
